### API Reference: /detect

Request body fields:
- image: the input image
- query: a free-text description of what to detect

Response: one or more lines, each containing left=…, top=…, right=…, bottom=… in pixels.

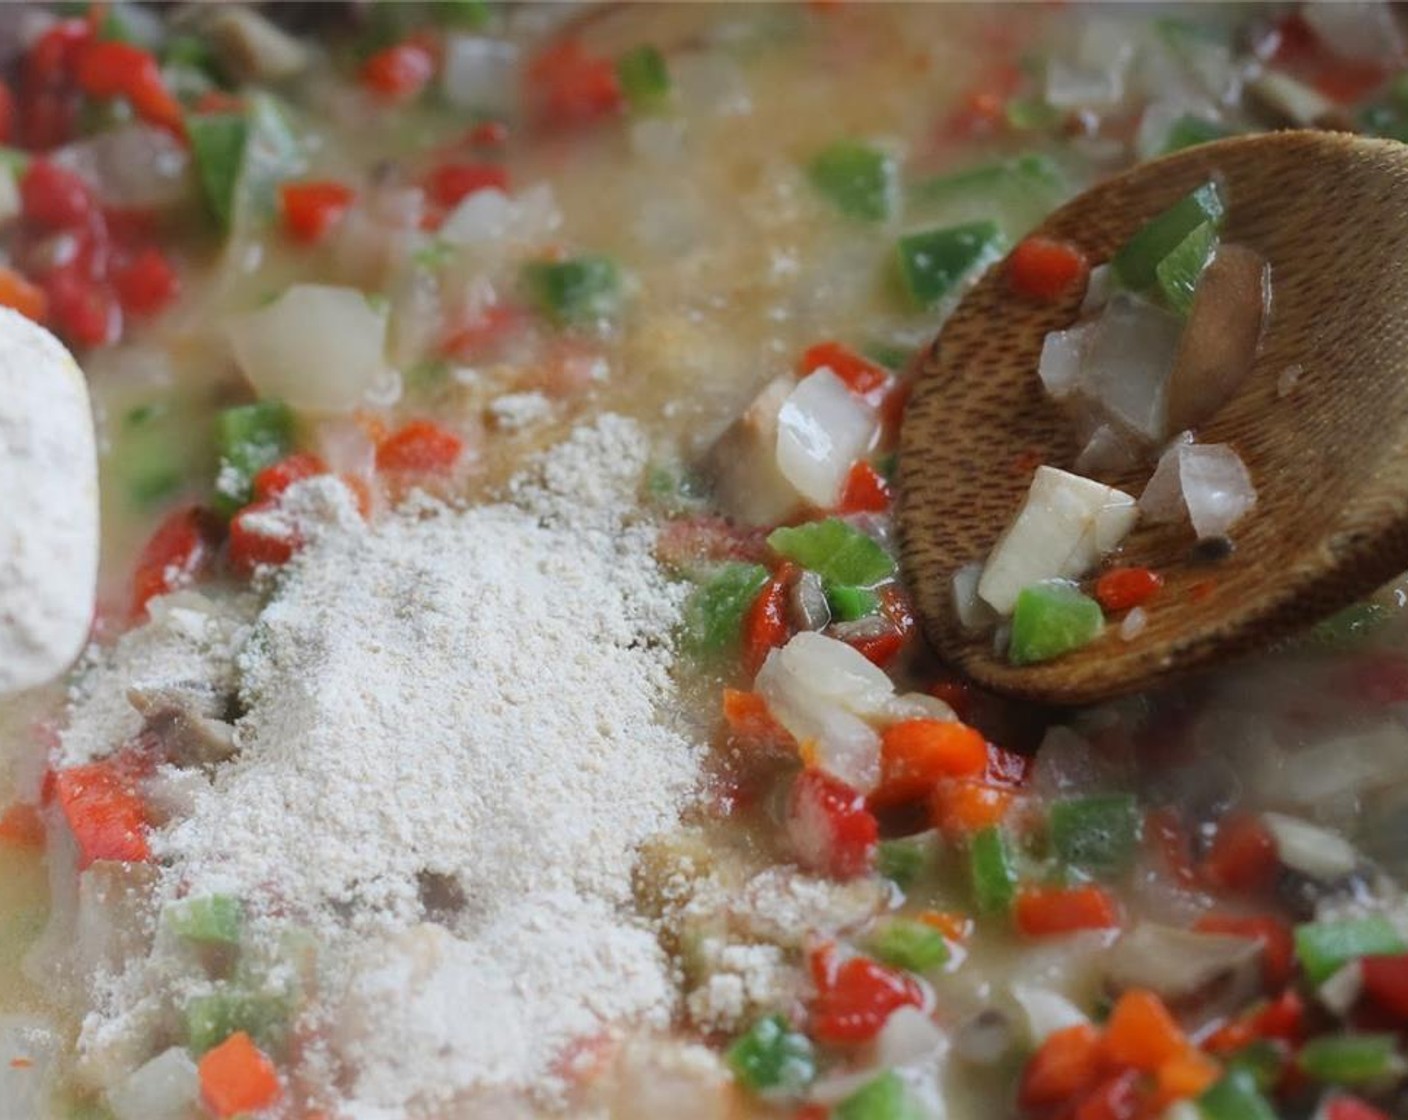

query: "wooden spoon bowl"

left=897, top=131, right=1408, bottom=705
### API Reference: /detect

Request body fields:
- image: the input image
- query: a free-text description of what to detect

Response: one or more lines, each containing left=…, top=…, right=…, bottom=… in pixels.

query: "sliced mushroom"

left=1164, top=244, right=1269, bottom=434
left=208, top=7, right=309, bottom=84
left=127, top=682, right=238, bottom=767
left=703, top=376, right=803, bottom=527
left=1103, top=922, right=1261, bottom=1003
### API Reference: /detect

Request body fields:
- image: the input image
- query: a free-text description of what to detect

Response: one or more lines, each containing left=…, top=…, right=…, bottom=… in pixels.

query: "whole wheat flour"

left=65, top=417, right=702, bottom=1114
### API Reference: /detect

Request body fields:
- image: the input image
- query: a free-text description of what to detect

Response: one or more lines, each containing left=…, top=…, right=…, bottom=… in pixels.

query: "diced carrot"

left=916, top=908, right=972, bottom=942
left=375, top=420, right=463, bottom=474
left=742, top=569, right=791, bottom=676
left=1200, top=813, right=1279, bottom=892
left=52, top=762, right=150, bottom=868
left=0, top=265, right=48, bottom=323
left=1154, top=1049, right=1221, bottom=1102
left=1073, top=1069, right=1141, bottom=1120
left=279, top=180, right=355, bottom=245
left=1102, top=989, right=1188, bottom=1072
left=1007, top=236, right=1089, bottom=302
left=929, top=777, right=1014, bottom=836
left=1019, top=1023, right=1104, bottom=1109
left=1095, top=567, right=1164, bottom=613
left=1193, top=913, right=1294, bottom=990
left=721, top=689, right=795, bottom=751
left=799, top=340, right=891, bottom=397
left=227, top=501, right=297, bottom=578
left=870, top=719, right=987, bottom=808
left=838, top=461, right=892, bottom=514
left=252, top=453, right=330, bottom=503
left=1015, top=884, right=1120, bottom=937
left=361, top=41, right=436, bottom=102
left=198, top=1031, right=281, bottom=1117
left=0, top=803, right=44, bottom=849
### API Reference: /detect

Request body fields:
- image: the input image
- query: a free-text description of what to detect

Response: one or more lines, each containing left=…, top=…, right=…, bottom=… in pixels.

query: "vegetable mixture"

left=3, top=3, right=1408, bottom=1120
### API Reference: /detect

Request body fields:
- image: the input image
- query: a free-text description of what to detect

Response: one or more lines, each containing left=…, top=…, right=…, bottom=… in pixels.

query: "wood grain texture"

left=897, top=132, right=1408, bottom=704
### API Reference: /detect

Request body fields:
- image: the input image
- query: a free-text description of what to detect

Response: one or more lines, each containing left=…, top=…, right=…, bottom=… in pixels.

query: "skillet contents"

left=4, top=4, right=1408, bottom=1120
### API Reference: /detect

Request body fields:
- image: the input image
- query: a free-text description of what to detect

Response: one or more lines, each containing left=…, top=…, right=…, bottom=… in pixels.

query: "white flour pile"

left=66, top=418, right=703, bottom=1114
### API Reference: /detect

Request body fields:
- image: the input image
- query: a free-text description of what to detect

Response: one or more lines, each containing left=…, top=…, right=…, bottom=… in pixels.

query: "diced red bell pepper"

left=0, top=80, right=13, bottom=145
left=468, top=119, right=510, bottom=147
left=280, top=181, right=356, bottom=245
left=227, top=501, right=298, bottom=578
left=439, top=303, right=522, bottom=361
left=252, top=453, right=330, bottom=503
left=1015, top=884, right=1121, bottom=937
left=1007, top=236, right=1089, bottom=303
left=1073, top=1069, right=1142, bottom=1120
left=799, top=341, right=891, bottom=397
left=361, top=40, right=437, bottom=102
left=1345, top=652, right=1408, bottom=706
left=1194, top=914, right=1295, bottom=990
left=42, top=268, right=120, bottom=348
left=423, top=162, right=510, bottom=209
left=1325, top=1096, right=1394, bottom=1120
left=1200, top=813, right=1279, bottom=893
left=1019, top=1023, right=1104, bottom=1109
left=375, top=420, right=464, bottom=474
left=0, top=265, right=49, bottom=324
left=112, top=248, right=179, bottom=318
left=845, top=627, right=905, bottom=668
left=75, top=40, right=185, bottom=136
left=20, top=158, right=94, bottom=231
left=25, top=19, right=91, bottom=88
left=527, top=40, right=622, bottom=129
left=742, top=568, right=791, bottom=676
left=786, top=768, right=878, bottom=879
left=1095, top=567, right=1164, bottom=613
left=838, top=461, right=892, bottom=514
left=1361, top=953, right=1408, bottom=1021
left=808, top=947, right=924, bottom=1045
left=53, top=761, right=150, bottom=868
left=132, top=506, right=217, bottom=615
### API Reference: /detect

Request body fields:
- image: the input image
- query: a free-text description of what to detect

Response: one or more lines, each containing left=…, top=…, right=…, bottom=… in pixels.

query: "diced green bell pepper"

left=1304, top=602, right=1390, bottom=651
left=617, top=45, right=671, bottom=112
left=908, top=154, right=1069, bottom=240
left=836, top=1070, right=924, bottom=1120
left=1008, top=580, right=1104, bottom=666
left=1111, top=180, right=1223, bottom=293
left=167, top=894, right=243, bottom=946
left=809, top=140, right=898, bottom=222
left=877, top=833, right=938, bottom=889
left=861, top=341, right=913, bottom=372
left=1197, top=1069, right=1278, bottom=1120
left=869, top=919, right=950, bottom=973
left=970, top=825, right=1017, bottom=914
left=1004, top=97, right=1062, bottom=132
left=1295, top=916, right=1407, bottom=985
left=439, top=0, right=491, bottom=29
left=828, top=584, right=881, bottom=622
left=1049, top=794, right=1141, bottom=875
left=115, top=403, right=186, bottom=509
left=725, top=1014, right=815, bottom=1095
left=185, top=987, right=288, bottom=1055
left=1154, top=219, right=1218, bottom=316
left=1224, top=1039, right=1288, bottom=1092
left=767, top=518, right=895, bottom=587
left=1298, top=1034, right=1405, bottom=1086
left=682, top=563, right=770, bottom=657
left=523, top=255, right=621, bottom=324
left=212, top=400, right=295, bottom=516
left=896, top=220, right=1003, bottom=309
left=0, top=146, right=30, bottom=177
left=162, top=34, right=221, bottom=77
left=189, top=94, right=304, bottom=232
left=1161, top=115, right=1232, bottom=154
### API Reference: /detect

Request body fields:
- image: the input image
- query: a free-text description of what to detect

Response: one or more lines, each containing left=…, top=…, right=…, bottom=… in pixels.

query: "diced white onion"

left=1262, top=811, right=1360, bottom=881
left=1009, top=985, right=1089, bottom=1044
left=1318, top=961, right=1364, bottom=1015
left=978, top=465, right=1138, bottom=615
left=1045, top=20, right=1135, bottom=109
left=441, top=36, right=521, bottom=115
left=1140, top=441, right=1255, bottom=539
left=1037, top=324, right=1091, bottom=400
left=1031, top=725, right=1108, bottom=798
left=884, top=691, right=957, bottom=725
left=227, top=284, right=391, bottom=414
left=54, top=124, right=192, bottom=210
left=1302, top=2, right=1405, bottom=65
left=439, top=182, right=561, bottom=251
left=876, top=1006, right=945, bottom=1067
left=630, top=118, right=689, bottom=164
left=673, top=52, right=752, bottom=116
left=1080, top=263, right=1112, bottom=315
left=775, top=369, right=879, bottom=509
left=0, top=164, right=20, bottom=228
left=105, top=1046, right=201, bottom=1120
left=1078, top=293, right=1184, bottom=442
left=755, top=632, right=893, bottom=791
left=1074, top=424, right=1141, bottom=476
left=0, top=1015, right=60, bottom=1120
left=1103, top=923, right=1261, bottom=1001
left=952, top=561, right=996, bottom=633
left=1118, top=606, right=1149, bottom=641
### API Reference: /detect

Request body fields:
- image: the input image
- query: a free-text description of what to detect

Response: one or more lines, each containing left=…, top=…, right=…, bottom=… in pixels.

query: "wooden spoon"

left=897, top=131, right=1408, bottom=705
